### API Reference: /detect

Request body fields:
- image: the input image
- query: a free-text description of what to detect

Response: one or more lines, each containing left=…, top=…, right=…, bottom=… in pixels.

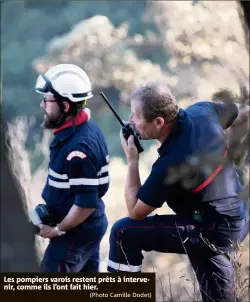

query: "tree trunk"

left=0, top=123, right=38, bottom=272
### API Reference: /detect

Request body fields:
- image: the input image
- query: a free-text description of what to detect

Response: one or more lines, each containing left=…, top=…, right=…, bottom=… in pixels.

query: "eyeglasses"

left=42, top=98, right=57, bottom=104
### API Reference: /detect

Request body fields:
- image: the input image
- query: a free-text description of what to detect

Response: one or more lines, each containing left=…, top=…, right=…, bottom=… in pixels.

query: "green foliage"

left=2, top=1, right=158, bottom=158
left=2, top=1, right=248, bottom=170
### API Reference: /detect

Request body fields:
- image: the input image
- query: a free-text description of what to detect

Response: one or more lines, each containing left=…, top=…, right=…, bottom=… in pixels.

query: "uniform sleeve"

left=137, top=165, right=167, bottom=208
left=207, top=102, right=238, bottom=129
left=65, top=146, right=99, bottom=208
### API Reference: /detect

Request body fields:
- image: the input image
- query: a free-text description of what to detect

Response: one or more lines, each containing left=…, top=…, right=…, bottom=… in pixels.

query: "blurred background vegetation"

left=2, top=0, right=249, bottom=169
left=1, top=1, right=249, bottom=300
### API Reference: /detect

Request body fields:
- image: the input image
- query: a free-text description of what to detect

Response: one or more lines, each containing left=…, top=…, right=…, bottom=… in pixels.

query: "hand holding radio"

left=119, top=129, right=140, bottom=162
left=100, top=92, right=144, bottom=153
left=122, top=122, right=144, bottom=153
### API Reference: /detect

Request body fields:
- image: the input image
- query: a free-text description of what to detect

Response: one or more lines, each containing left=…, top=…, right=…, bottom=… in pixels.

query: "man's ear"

left=62, top=101, right=70, bottom=113
left=155, top=117, right=165, bottom=129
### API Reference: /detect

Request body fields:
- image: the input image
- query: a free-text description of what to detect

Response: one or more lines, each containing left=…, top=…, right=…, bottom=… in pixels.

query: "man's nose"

left=40, top=100, right=45, bottom=108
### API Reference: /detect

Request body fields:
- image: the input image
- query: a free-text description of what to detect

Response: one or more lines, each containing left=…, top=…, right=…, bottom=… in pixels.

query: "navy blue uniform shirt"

left=138, top=101, right=248, bottom=222
left=42, top=110, right=109, bottom=231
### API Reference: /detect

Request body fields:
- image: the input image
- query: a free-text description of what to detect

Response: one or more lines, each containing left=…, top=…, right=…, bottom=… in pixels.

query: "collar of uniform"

left=50, top=109, right=91, bottom=146
left=157, top=109, right=186, bottom=156
left=53, top=108, right=90, bottom=135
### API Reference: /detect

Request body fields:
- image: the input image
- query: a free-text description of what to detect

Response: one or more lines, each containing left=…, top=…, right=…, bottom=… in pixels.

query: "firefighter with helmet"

left=35, top=64, right=109, bottom=272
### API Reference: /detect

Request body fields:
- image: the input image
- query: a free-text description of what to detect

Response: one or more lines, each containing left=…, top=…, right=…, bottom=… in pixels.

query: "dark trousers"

left=108, top=214, right=249, bottom=302
left=40, top=237, right=100, bottom=272
left=41, top=217, right=108, bottom=272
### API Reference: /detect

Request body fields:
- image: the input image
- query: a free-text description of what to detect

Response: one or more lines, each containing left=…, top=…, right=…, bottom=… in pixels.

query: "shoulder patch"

left=66, top=150, right=87, bottom=161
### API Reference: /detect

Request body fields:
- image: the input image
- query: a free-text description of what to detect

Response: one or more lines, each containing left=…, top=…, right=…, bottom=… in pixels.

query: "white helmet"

left=35, top=64, right=93, bottom=102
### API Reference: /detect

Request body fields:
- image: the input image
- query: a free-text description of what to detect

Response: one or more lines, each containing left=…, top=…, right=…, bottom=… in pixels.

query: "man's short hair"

left=57, top=96, right=84, bottom=116
left=131, top=82, right=179, bottom=123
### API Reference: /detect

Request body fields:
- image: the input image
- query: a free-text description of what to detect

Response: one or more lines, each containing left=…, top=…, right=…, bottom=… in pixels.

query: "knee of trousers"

left=109, top=217, right=134, bottom=244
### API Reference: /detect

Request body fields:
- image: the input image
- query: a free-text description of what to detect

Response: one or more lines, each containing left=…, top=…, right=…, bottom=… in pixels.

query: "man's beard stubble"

left=41, top=113, right=60, bottom=129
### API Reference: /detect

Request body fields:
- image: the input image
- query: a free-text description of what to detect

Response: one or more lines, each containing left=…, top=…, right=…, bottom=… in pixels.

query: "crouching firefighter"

left=107, top=82, right=249, bottom=302
left=34, top=64, right=110, bottom=272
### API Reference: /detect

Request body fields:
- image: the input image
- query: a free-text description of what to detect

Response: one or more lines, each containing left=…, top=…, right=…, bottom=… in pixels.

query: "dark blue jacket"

left=42, top=116, right=109, bottom=232
left=138, top=101, right=248, bottom=222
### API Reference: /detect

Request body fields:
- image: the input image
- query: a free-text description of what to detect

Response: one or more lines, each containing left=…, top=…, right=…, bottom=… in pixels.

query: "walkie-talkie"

left=100, top=92, right=144, bottom=153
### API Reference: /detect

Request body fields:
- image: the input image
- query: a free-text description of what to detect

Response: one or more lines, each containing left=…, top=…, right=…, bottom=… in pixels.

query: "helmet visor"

left=35, top=74, right=61, bottom=97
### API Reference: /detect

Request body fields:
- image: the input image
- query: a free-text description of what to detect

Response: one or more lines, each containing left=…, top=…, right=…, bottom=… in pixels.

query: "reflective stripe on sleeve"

left=49, top=168, right=68, bottom=180
left=69, top=176, right=109, bottom=186
left=48, top=179, right=70, bottom=189
left=97, top=164, right=109, bottom=176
